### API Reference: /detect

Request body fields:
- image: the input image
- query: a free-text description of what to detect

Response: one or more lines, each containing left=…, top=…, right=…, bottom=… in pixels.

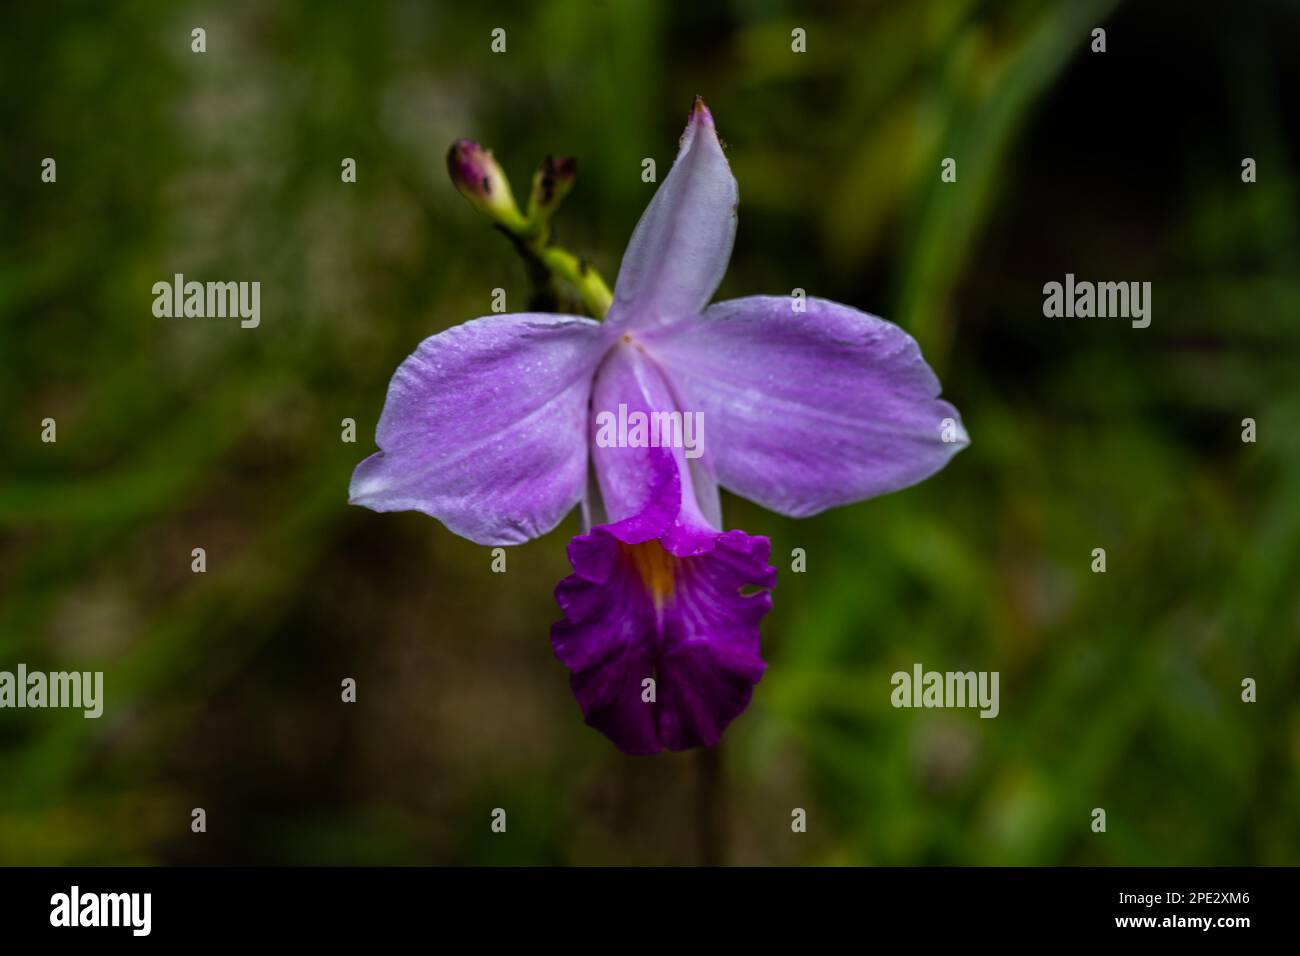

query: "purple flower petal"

left=641, top=295, right=969, bottom=517
left=589, top=340, right=714, bottom=530
left=553, top=334, right=774, bottom=754
left=552, top=520, right=774, bottom=755
left=606, top=97, right=738, bottom=333
left=349, top=313, right=606, bottom=545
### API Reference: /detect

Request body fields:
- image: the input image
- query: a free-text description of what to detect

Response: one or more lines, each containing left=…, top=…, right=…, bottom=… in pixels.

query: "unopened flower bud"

left=447, top=139, right=524, bottom=228
left=527, top=155, right=577, bottom=224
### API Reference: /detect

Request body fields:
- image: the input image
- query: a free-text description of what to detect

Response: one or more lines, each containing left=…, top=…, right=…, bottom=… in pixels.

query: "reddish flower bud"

left=447, top=139, right=524, bottom=227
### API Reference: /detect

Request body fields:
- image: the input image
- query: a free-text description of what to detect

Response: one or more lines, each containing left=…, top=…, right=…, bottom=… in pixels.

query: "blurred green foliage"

left=1, top=0, right=1298, bottom=865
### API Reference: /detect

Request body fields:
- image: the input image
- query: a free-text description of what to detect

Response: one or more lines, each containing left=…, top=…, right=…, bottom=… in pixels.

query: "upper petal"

left=641, top=295, right=969, bottom=517
left=349, top=313, right=606, bottom=545
left=606, top=98, right=738, bottom=332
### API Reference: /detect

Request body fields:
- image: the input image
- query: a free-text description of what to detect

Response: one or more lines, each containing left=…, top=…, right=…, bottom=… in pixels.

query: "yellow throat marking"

left=620, top=541, right=677, bottom=612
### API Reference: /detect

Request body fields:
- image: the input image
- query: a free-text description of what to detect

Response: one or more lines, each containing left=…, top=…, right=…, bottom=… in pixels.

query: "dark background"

left=2, top=0, right=1298, bottom=865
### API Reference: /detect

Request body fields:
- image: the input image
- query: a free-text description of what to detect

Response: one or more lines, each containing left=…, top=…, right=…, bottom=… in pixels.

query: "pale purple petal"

left=605, top=98, right=738, bottom=332
left=640, top=295, right=969, bottom=517
left=589, top=341, right=714, bottom=530
left=349, top=313, right=605, bottom=545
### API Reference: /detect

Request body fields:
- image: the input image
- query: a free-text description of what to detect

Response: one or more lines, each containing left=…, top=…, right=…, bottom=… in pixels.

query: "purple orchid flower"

left=349, top=97, right=968, bottom=755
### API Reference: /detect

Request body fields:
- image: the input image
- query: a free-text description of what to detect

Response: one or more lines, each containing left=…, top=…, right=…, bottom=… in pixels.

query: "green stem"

left=497, top=222, right=612, bottom=320
left=537, top=242, right=612, bottom=319
left=697, top=744, right=726, bottom=866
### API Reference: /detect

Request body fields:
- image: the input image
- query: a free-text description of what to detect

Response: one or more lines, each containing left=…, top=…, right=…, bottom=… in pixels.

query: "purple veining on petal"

left=553, top=336, right=775, bottom=754
left=641, top=295, right=969, bottom=518
left=552, top=515, right=775, bottom=755
left=349, top=313, right=606, bottom=546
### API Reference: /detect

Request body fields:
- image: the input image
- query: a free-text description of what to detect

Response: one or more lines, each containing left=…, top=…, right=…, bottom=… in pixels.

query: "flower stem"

left=697, top=744, right=726, bottom=865
left=537, top=241, right=613, bottom=319
left=497, top=223, right=612, bottom=319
